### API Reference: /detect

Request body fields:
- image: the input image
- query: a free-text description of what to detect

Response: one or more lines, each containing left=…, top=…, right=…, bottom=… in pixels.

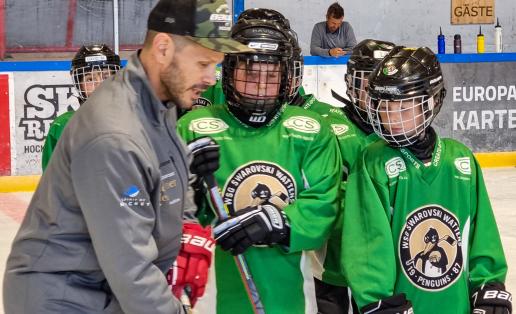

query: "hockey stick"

left=205, top=174, right=266, bottom=314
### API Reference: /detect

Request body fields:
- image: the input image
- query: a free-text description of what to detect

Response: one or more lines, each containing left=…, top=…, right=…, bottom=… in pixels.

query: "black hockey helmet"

left=222, top=18, right=294, bottom=127
left=71, top=44, right=121, bottom=101
left=237, top=8, right=303, bottom=100
left=367, top=46, right=447, bottom=147
left=345, top=39, right=395, bottom=123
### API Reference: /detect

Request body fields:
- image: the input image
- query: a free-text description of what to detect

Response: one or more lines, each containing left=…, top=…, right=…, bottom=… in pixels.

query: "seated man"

left=310, top=2, right=357, bottom=57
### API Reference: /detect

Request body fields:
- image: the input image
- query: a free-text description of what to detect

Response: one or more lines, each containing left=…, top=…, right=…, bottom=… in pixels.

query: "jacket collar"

left=124, top=51, right=176, bottom=126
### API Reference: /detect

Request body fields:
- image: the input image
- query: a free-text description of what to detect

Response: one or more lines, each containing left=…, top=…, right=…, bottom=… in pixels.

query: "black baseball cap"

left=147, top=0, right=253, bottom=53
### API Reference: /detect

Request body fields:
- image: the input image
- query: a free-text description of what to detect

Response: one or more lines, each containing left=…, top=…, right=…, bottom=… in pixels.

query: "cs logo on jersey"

left=283, top=116, right=320, bottom=134
left=385, top=157, right=406, bottom=178
left=454, top=157, right=471, bottom=175
left=222, top=161, right=297, bottom=214
left=330, top=124, right=349, bottom=136
left=399, top=205, right=463, bottom=291
left=189, top=118, right=228, bottom=134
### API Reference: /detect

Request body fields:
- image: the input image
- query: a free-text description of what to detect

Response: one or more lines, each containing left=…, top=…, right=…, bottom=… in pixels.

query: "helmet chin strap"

left=406, top=127, right=437, bottom=161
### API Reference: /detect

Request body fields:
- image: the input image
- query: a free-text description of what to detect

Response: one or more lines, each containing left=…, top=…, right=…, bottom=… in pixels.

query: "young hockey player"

left=177, top=17, right=342, bottom=314
left=41, top=44, right=121, bottom=170
left=190, top=8, right=303, bottom=110
left=341, top=46, right=511, bottom=314
left=306, top=39, right=395, bottom=314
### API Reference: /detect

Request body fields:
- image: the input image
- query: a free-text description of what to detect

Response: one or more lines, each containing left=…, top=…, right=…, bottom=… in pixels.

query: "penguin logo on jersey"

left=222, top=161, right=297, bottom=213
left=399, top=205, right=463, bottom=291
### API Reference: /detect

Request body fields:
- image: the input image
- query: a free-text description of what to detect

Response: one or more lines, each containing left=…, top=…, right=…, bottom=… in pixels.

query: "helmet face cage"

left=289, top=58, right=303, bottom=99
left=223, top=54, right=289, bottom=116
left=345, top=69, right=371, bottom=122
left=367, top=92, right=439, bottom=147
left=71, top=63, right=120, bottom=100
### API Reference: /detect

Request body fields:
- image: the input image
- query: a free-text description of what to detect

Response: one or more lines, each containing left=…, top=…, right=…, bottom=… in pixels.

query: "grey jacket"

left=4, top=52, right=189, bottom=314
left=310, top=21, right=357, bottom=57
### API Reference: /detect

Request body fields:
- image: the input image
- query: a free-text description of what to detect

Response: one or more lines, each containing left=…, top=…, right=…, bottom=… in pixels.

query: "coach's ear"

left=152, top=32, right=176, bottom=67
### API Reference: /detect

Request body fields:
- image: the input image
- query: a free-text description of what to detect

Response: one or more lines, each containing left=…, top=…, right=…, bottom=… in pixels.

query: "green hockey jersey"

left=41, top=111, right=75, bottom=171
left=301, top=95, right=380, bottom=287
left=341, top=136, right=508, bottom=313
left=177, top=104, right=342, bottom=314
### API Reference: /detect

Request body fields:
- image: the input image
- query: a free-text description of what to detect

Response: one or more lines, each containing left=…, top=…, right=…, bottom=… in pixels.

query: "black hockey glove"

left=471, top=282, right=512, bottom=314
left=213, top=204, right=290, bottom=255
left=187, top=137, right=220, bottom=177
left=361, top=293, right=414, bottom=314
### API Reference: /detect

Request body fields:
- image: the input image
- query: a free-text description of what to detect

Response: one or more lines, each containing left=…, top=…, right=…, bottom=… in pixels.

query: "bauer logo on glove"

left=167, top=223, right=215, bottom=307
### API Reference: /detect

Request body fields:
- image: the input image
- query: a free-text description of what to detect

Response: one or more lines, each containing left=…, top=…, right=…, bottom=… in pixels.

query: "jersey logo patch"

left=385, top=157, right=406, bottom=178
left=222, top=161, right=297, bottom=214
left=454, top=157, right=471, bottom=175
left=330, top=124, right=349, bottom=136
left=399, top=205, right=463, bottom=291
left=283, top=116, right=320, bottom=134
left=189, top=118, right=228, bottom=134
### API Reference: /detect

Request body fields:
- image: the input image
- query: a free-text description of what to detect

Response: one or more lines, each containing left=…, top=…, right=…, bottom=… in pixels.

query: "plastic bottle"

left=477, top=26, right=485, bottom=54
left=438, top=26, right=445, bottom=54
left=454, top=34, right=462, bottom=54
left=495, top=18, right=503, bottom=53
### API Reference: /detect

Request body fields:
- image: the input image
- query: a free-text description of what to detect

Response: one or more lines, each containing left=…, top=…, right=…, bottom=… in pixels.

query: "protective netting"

left=5, top=0, right=159, bottom=52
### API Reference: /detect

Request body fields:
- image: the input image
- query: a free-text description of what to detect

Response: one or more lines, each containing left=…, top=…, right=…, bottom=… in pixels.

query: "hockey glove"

left=167, top=223, right=215, bottom=307
left=471, top=282, right=512, bottom=314
left=187, top=137, right=220, bottom=177
left=361, top=293, right=414, bottom=314
left=213, top=204, right=290, bottom=255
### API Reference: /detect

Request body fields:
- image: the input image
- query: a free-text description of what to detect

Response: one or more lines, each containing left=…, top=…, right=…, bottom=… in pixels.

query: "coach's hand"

left=167, top=223, right=215, bottom=307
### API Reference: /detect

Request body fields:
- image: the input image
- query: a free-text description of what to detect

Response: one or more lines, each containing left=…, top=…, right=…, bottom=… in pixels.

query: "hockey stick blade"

left=205, top=174, right=266, bottom=314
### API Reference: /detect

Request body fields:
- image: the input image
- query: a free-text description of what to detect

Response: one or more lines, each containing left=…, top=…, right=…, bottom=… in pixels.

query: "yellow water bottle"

left=477, top=25, right=485, bottom=53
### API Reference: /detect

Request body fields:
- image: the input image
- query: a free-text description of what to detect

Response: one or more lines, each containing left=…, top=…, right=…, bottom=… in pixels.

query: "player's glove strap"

left=361, top=293, right=414, bottom=314
left=213, top=204, right=290, bottom=255
left=187, top=137, right=220, bottom=177
left=471, top=282, right=512, bottom=314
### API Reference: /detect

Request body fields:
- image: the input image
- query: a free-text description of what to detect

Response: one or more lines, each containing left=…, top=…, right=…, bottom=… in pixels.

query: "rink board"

left=0, top=55, right=516, bottom=176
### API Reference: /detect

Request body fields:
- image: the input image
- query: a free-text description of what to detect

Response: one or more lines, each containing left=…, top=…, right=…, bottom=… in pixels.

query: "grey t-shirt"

left=310, top=21, right=357, bottom=57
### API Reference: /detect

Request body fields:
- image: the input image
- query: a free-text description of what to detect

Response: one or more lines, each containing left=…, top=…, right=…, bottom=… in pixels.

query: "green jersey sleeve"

left=341, top=148, right=397, bottom=308
left=468, top=156, right=507, bottom=290
left=42, top=111, right=75, bottom=171
left=286, top=118, right=342, bottom=253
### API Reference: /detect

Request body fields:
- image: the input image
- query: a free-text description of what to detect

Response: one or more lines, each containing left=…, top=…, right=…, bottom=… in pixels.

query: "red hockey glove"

left=167, top=223, right=215, bottom=307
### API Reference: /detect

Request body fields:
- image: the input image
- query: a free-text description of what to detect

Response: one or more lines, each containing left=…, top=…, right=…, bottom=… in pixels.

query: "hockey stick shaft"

left=205, top=174, right=265, bottom=314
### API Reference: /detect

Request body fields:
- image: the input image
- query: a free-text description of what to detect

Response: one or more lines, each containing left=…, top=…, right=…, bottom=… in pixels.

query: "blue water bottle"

left=438, top=27, right=445, bottom=54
